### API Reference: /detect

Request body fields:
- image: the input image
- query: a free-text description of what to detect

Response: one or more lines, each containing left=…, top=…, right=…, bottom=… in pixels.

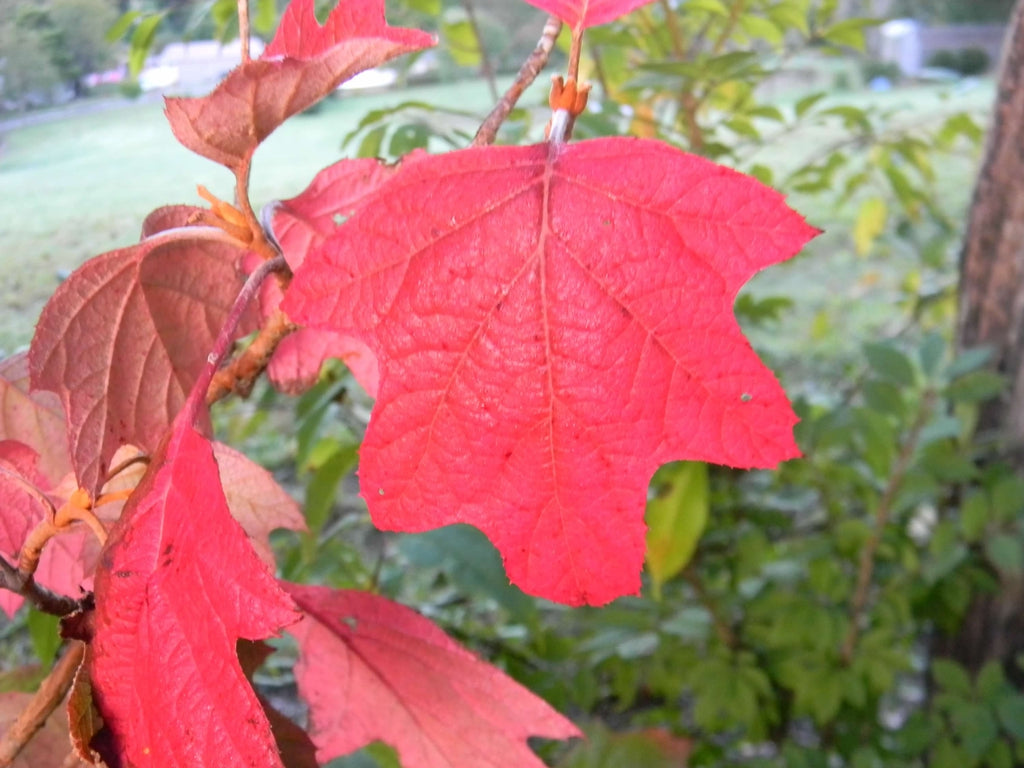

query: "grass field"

left=0, top=76, right=996, bottom=366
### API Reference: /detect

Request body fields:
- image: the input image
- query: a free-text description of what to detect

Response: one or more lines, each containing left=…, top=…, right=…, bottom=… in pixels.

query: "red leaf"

left=29, top=236, right=245, bottom=493
left=284, top=584, right=580, bottom=766
left=90, top=415, right=299, bottom=768
left=265, top=157, right=398, bottom=395
left=165, top=0, right=434, bottom=171
left=521, top=0, right=657, bottom=29
left=0, top=352, right=70, bottom=486
left=283, top=137, right=817, bottom=605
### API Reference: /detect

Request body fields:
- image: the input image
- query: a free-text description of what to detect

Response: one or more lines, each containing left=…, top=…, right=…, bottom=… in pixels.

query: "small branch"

left=186, top=256, right=290, bottom=425
left=683, top=568, right=737, bottom=649
left=660, top=0, right=685, bottom=57
left=472, top=15, right=562, bottom=147
left=238, top=0, right=250, bottom=62
left=713, top=0, right=747, bottom=55
left=0, top=641, right=86, bottom=767
left=840, top=391, right=936, bottom=664
left=461, top=0, right=498, bottom=102
left=0, top=558, right=80, bottom=616
left=207, top=308, right=297, bottom=405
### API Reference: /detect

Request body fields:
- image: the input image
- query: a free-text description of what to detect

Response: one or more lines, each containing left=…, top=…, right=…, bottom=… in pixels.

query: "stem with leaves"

left=840, top=390, right=936, bottom=664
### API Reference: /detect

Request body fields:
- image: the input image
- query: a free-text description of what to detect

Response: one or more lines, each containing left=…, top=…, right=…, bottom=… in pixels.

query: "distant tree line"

left=0, top=0, right=118, bottom=109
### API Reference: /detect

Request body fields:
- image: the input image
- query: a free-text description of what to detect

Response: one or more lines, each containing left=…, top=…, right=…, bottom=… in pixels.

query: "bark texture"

left=944, top=0, right=1024, bottom=690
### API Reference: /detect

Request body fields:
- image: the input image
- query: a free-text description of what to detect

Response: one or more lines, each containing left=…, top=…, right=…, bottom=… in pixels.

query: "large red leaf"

left=283, top=137, right=817, bottom=605
left=90, top=415, right=299, bottom=768
left=165, top=0, right=434, bottom=171
left=284, top=584, right=580, bottom=766
left=29, top=236, right=245, bottom=494
left=521, top=0, right=656, bottom=29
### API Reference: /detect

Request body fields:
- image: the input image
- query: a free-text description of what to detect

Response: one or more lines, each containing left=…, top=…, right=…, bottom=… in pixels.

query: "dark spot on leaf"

left=115, top=570, right=133, bottom=579
left=342, top=615, right=358, bottom=631
left=741, top=392, right=753, bottom=402
left=163, top=544, right=173, bottom=556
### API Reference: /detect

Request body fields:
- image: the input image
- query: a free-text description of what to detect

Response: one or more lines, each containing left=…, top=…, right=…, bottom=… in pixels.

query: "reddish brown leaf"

left=29, top=237, right=245, bottom=494
left=283, top=137, right=817, bottom=605
left=90, top=415, right=299, bottom=768
left=164, top=0, right=434, bottom=172
left=284, top=584, right=580, bottom=767
left=0, top=352, right=69, bottom=485
left=212, top=441, right=306, bottom=567
left=521, top=0, right=657, bottom=29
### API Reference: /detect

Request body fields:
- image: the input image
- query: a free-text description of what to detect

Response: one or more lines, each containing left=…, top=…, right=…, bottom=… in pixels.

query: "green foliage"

left=928, top=48, right=993, bottom=76
left=0, top=23, right=61, bottom=108
left=291, top=2, right=1003, bottom=767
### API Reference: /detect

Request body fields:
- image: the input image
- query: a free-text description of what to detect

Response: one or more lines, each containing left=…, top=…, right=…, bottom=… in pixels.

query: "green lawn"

left=0, top=78, right=519, bottom=354
left=0, top=76, right=996, bottom=363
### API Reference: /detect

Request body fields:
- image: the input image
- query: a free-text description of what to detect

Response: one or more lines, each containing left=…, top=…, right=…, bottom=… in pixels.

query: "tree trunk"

left=943, top=0, right=1024, bottom=687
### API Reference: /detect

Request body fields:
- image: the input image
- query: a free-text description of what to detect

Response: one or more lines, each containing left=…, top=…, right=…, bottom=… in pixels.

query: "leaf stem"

left=567, top=26, right=584, bottom=84
left=472, top=15, right=562, bottom=147
left=186, top=256, right=289, bottom=425
left=238, top=0, right=250, bottom=63
left=840, top=390, right=936, bottom=664
left=0, top=641, right=85, bottom=767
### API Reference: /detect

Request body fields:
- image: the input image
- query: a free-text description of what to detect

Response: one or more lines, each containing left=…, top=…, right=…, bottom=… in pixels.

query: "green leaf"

left=794, top=92, right=826, bottom=117
left=995, top=692, right=1024, bottom=740
left=945, top=370, right=1005, bottom=403
left=739, top=15, right=784, bottom=48
left=946, top=347, right=994, bottom=378
left=820, top=18, right=879, bottom=51
left=106, top=10, right=140, bottom=43
left=128, top=12, right=166, bottom=76
left=304, top=442, right=358, bottom=538
left=27, top=610, right=61, bottom=666
left=959, top=492, right=989, bottom=543
left=402, top=0, right=442, bottom=13
left=253, top=0, right=277, bottom=35
left=769, top=1, right=810, bottom=36
left=399, top=526, right=536, bottom=619
left=976, top=661, right=1006, bottom=700
left=441, top=15, right=480, bottom=67
left=864, top=342, right=916, bottom=387
left=986, top=533, right=1024, bottom=575
left=684, top=0, right=730, bottom=16
left=951, top=702, right=998, bottom=758
left=645, top=462, right=709, bottom=598
left=932, top=659, right=972, bottom=696
left=853, top=197, right=887, bottom=256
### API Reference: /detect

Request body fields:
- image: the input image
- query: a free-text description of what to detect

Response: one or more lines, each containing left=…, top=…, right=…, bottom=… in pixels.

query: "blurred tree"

left=0, top=22, right=61, bottom=109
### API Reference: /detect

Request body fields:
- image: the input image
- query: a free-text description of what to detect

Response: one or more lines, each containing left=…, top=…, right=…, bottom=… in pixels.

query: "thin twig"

left=238, top=0, right=250, bottom=62
left=472, top=15, right=562, bottom=147
left=461, top=0, right=498, bottom=102
left=0, top=641, right=86, bottom=767
left=186, top=256, right=289, bottom=426
left=840, top=391, right=936, bottom=664
left=0, top=558, right=80, bottom=616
